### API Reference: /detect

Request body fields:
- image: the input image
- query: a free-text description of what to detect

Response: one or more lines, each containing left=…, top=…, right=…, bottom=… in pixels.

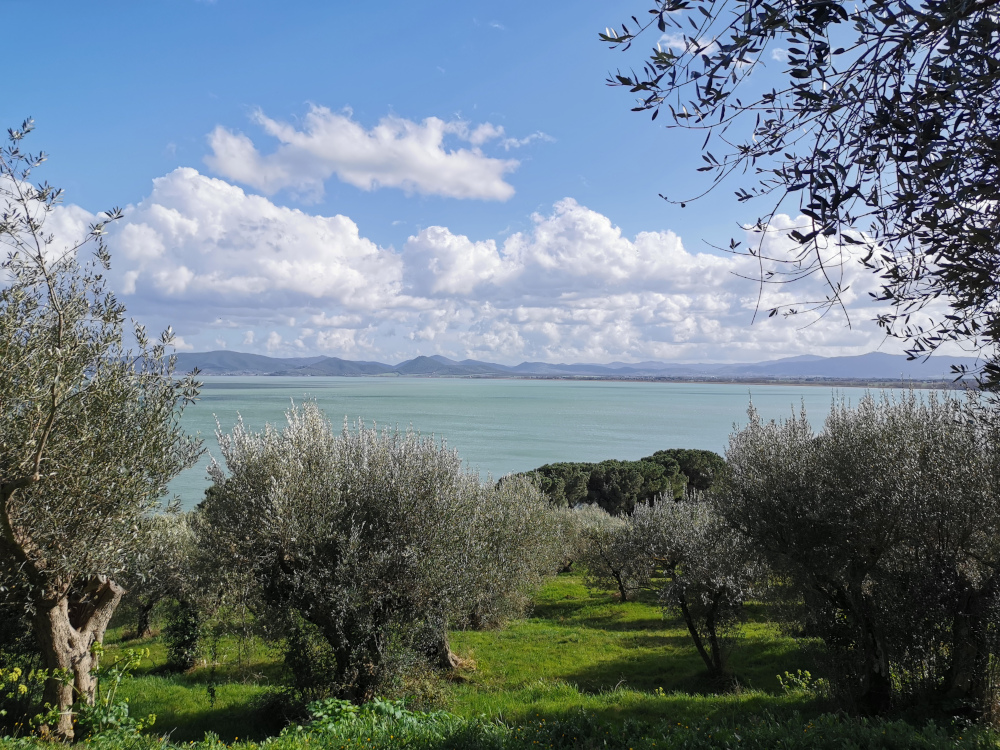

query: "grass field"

left=99, top=572, right=830, bottom=744
left=3, top=572, right=994, bottom=747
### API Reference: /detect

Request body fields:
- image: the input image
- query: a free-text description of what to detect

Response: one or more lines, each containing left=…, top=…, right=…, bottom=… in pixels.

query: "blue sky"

left=7, top=0, right=935, bottom=364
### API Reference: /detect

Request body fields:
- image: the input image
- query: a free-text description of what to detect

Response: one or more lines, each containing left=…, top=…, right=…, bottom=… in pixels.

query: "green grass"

left=93, top=573, right=829, bottom=743
left=443, top=574, right=826, bottom=726
left=3, top=576, right=997, bottom=747
left=103, top=625, right=286, bottom=742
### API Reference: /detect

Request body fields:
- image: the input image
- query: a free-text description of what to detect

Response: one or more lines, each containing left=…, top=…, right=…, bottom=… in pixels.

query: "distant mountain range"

left=172, top=350, right=982, bottom=382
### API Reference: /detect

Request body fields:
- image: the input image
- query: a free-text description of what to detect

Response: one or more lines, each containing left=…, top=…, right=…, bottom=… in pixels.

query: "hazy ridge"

left=174, top=350, right=981, bottom=382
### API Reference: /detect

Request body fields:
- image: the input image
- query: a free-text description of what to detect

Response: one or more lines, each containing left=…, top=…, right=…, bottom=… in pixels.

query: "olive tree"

left=577, top=507, right=655, bottom=602
left=119, top=512, right=201, bottom=640
left=605, top=0, right=1000, bottom=390
left=199, top=402, right=561, bottom=700
left=0, top=120, right=201, bottom=737
left=465, top=474, right=565, bottom=631
left=716, top=391, right=1000, bottom=717
left=551, top=502, right=614, bottom=573
left=634, top=497, right=759, bottom=679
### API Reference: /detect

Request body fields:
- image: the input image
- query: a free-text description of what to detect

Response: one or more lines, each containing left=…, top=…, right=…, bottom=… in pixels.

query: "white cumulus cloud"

left=106, top=167, right=403, bottom=314
left=204, top=106, right=520, bottom=201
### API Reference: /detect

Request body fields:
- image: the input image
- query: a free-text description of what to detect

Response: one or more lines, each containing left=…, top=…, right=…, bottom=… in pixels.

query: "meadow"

left=53, top=572, right=990, bottom=750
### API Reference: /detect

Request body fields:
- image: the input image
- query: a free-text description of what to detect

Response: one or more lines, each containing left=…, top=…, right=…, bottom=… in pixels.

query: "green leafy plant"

left=74, top=646, right=156, bottom=738
left=163, top=600, right=202, bottom=672
left=777, top=669, right=828, bottom=697
left=303, top=697, right=360, bottom=730
left=301, top=696, right=452, bottom=735
left=0, top=666, right=46, bottom=737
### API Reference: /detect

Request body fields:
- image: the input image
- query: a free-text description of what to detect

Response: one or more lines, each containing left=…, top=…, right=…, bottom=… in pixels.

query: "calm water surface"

left=168, top=377, right=909, bottom=509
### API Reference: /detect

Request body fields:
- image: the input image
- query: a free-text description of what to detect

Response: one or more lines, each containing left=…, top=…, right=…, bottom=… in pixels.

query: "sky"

left=5, top=0, right=965, bottom=365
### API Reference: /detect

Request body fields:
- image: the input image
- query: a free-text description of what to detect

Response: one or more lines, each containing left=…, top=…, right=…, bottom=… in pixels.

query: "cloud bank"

left=50, top=167, right=915, bottom=364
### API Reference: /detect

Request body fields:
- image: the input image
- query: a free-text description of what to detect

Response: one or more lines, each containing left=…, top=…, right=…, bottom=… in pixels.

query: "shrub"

left=198, top=403, right=562, bottom=701
left=163, top=600, right=202, bottom=672
left=716, top=390, right=1000, bottom=718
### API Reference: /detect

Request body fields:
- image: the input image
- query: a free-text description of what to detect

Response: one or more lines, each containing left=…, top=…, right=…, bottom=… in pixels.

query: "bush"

left=715, top=390, right=1000, bottom=718
left=0, top=605, right=42, bottom=736
left=163, top=600, right=202, bottom=672
left=198, top=403, right=563, bottom=701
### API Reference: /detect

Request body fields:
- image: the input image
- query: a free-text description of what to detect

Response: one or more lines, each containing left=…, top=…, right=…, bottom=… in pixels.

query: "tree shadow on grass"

left=560, top=646, right=710, bottom=695
left=531, top=600, right=669, bottom=632
left=486, top=681, right=828, bottom=730
left=127, top=678, right=287, bottom=743
left=559, top=632, right=824, bottom=697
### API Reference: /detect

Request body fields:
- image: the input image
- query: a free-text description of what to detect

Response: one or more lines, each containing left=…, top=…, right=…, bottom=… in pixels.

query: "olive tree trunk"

left=33, top=577, right=124, bottom=740
left=944, top=578, right=997, bottom=719
left=423, top=609, right=461, bottom=671
left=135, top=596, right=157, bottom=639
left=676, top=591, right=725, bottom=678
left=846, top=582, right=892, bottom=716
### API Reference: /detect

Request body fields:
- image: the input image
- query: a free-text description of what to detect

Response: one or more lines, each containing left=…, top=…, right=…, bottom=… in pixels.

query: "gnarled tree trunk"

left=33, top=576, right=124, bottom=740
left=846, top=580, right=892, bottom=716
left=423, top=608, right=461, bottom=671
left=944, top=577, right=996, bottom=719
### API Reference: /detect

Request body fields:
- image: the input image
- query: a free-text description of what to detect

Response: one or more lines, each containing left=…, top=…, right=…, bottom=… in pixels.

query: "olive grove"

left=0, top=120, right=201, bottom=738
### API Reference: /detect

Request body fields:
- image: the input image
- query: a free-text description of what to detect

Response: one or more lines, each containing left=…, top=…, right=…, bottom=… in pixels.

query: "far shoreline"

left=193, top=372, right=966, bottom=390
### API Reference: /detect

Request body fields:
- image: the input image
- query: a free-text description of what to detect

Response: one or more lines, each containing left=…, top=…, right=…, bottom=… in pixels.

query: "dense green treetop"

left=521, top=449, right=723, bottom=514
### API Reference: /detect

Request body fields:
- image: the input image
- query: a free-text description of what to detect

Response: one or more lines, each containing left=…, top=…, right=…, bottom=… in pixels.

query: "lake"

left=166, top=377, right=916, bottom=509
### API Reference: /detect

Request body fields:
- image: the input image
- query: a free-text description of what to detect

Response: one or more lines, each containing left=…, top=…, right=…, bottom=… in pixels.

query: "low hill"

left=172, top=350, right=981, bottom=381
left=173, top=351, right=326, bottom=375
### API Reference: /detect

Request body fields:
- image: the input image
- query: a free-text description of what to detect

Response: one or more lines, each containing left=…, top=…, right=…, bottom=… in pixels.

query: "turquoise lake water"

left=167, top=377, right=914, bottom=509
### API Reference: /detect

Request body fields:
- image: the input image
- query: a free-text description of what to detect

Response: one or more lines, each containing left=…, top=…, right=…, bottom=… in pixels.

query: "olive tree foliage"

left=635, top=498, right=760, bottom=679
left=715, top=391, right=1000, bottom=718
left=471, top=474, right=566, bottom=629
left=604, top=0, right=1000, bottom=389
left=119, top=512, right=200, bottom=640
left=576, top=506, right=655, bottom=602
left=0, top=120, right=201, bottom=738
left=198, top=402, right=562, bottom=701
left=551, top=502, right=615, bottom=572
left=575, top=494, right=759, bottom=676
